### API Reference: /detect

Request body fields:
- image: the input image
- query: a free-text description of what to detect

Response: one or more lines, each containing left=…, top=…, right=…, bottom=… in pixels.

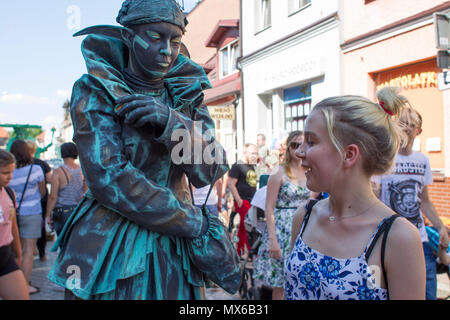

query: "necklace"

left=328, top=201, right=377, bottom=223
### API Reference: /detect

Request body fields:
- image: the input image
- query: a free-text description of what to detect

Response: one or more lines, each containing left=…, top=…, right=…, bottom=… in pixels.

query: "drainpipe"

left=238, top=0, right=245, bottom=159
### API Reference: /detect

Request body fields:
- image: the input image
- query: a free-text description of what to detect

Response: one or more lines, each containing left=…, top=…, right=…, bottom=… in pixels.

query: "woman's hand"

left=116, top=94, right=169, bottom=128
left=439, top=226, right=449, bottom=250
left=46, top=214, right=53, bottom=230
left=269, top=238, right=282, bottom=260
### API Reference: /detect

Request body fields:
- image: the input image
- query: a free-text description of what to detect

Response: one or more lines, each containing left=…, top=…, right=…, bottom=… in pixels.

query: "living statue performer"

left=47, top=0, right=240, bottom=300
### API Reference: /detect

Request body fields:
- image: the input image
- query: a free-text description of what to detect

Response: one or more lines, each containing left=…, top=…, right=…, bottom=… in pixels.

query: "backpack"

left=4, top=186, right=16, bottom=207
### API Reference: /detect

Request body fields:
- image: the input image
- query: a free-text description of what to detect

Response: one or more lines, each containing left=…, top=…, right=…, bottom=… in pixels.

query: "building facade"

left=184, top=0, right=241, bottom=163
left=239, top=0, right=341, bottom=155
left=341, top=0, right=450, bottom=220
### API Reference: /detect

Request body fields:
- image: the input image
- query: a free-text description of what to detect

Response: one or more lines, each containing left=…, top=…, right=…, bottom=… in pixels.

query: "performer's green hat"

left=116, top=0, right=188, bottom=33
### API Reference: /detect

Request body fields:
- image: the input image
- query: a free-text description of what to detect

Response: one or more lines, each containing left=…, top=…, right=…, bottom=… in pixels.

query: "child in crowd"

left=0, top=149, right=29, bottom=300
left=372, top=105, right=449, bottom=300
left=286, top=87, right=426, bottom=300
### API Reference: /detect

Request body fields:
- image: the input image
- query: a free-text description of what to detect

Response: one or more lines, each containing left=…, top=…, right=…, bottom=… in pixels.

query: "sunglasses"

left=290, top=142, right=301, bottom=149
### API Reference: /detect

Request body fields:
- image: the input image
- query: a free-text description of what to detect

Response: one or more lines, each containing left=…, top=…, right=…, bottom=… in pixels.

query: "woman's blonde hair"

left=282, top=130, right=303, bottom=180
left=312, top=86, right=408, bottom=176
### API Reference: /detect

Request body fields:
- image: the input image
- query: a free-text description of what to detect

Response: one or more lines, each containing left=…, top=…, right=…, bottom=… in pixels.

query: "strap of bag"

left=17, top=165, right=33, bottom=214
left=364, top=214, right=399, bottom=299
left=381, top=215, right=399, bottom=299
left=202, top=166, right=219, bottom=211
left=4, top=186, right=16, bottom=207
left=299, top=199, right=319, bottom=238
left=188, top=166, right=220, bottom=211
left=61, top=166, right=70, bottom=184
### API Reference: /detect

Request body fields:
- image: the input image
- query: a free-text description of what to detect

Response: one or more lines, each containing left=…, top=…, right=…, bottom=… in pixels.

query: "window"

left=284, top=84, right=312, bottom=132
left=255, top=0, right=271, bottom=33
left=288, top=0, right=311, bottom=15
left=219, top=40, right=240, bottom=78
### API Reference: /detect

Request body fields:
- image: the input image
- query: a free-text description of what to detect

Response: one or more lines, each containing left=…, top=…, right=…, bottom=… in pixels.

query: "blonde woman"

left=286, top=87, right=425, bottom=300
left=253, top=131, right=311, bottom=300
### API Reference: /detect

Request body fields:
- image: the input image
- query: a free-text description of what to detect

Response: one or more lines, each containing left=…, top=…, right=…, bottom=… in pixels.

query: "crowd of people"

left=175, top=85, right=450, bottom=302
left=1, top=0, right=449, bottom=301
left=208, top=87, right=450, bottom=301
left=1, top=91, right=450, bottom=300
left=0, top=141, right=84, bottom=300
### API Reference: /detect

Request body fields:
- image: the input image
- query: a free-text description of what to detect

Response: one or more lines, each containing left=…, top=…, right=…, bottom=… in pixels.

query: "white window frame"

left=288, top=0, right=311, bottom=16
left=255, top=0, right=271, bottom=33
left=219, top=40, right=240, bottom=79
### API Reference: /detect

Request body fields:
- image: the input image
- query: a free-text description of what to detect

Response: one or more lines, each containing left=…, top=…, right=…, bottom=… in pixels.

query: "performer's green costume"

left=47, top=0, right=239, bottom=300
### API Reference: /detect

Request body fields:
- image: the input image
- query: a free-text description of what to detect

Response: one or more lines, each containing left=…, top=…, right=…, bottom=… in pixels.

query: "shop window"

left=288, top=0, right=311, bottom=16
left=284, top=83, right=312, bottom=132
left=219, top=40, right=240, bottom=79
left=255, top=0, right=271, bottom=33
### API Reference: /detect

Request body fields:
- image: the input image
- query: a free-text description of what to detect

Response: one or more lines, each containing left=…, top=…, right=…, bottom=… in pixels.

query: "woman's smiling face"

left=295, top=110, right=342, bottom=192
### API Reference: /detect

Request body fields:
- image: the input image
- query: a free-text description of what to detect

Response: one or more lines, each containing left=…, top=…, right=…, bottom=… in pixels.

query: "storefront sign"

left=208, top=106, right=235, bottom=120
left=376, top=72, right=438, bottom=91
left=261, top=56, right=324, bottom=92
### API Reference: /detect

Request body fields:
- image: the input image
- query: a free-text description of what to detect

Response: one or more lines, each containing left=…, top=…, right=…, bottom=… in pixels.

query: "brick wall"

left=428, top=175, right=450, bottom=227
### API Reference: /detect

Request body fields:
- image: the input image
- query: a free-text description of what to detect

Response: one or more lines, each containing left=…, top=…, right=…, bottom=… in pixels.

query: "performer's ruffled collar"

left=80, top=34, right=211, bottom=113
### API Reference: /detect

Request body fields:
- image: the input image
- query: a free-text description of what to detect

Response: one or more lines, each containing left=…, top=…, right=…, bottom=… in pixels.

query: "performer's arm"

left=117, top=94, right=229, bottom=188
left=154, top=102, right=229, bottom=188
left=70, top=76, right=206, bottom=239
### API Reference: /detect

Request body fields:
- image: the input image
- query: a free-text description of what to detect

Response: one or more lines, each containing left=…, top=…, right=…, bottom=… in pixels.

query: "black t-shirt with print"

left=229, top=160, right=257, bottom=201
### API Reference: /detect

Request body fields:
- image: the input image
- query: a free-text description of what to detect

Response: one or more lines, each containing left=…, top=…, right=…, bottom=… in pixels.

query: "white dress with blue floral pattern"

left=285, top=213, right=391, bottom=300
left=253, top=174, right=310, bottom=288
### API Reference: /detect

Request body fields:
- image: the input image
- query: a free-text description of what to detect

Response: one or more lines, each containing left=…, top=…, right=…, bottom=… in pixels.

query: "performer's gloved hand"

left=187, top=209, right=241, bottom=293
left=116, top=94, right=169, bottom=128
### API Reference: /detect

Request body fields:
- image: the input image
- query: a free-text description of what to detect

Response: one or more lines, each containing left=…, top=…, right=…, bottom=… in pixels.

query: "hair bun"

left=376, top=86, right=409, bottom=117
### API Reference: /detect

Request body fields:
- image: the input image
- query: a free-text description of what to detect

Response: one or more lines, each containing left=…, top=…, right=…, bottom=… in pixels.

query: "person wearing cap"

left=45, top=143, right=87, bottom=236
left=47, top=0, right=238, bottom=300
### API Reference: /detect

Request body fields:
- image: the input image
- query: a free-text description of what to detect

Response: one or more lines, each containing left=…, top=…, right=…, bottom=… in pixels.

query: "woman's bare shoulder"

left=387, top=216, right=422, bottom=249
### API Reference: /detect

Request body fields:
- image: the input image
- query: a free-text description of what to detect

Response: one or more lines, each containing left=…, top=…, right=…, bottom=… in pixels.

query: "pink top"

left=0, top=187, right=16, bottom=247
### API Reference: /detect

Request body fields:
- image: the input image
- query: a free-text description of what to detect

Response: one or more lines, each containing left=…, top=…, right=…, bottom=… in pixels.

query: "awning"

left=204, top=77, right=241, bottom=105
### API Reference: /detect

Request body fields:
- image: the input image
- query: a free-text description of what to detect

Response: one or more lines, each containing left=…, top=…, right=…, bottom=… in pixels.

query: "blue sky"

left=0, top=0, right=198, bottom=131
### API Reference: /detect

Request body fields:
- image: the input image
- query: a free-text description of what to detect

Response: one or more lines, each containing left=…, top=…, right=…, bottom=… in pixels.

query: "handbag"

left=52, top=205, right=76, bottom=235
left=51, top=166, right=76, bottom=235
left=186, top=167, right=241, bottom=294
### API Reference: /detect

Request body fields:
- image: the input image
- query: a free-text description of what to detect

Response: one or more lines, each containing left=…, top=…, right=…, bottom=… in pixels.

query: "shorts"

left=17, top=214, right=42, bottom=239
left=0, top=245, right=19, bottom=277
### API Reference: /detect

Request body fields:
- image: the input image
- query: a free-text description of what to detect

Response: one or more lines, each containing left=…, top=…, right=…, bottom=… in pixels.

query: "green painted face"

left=129, top=22, right=183, bottom=79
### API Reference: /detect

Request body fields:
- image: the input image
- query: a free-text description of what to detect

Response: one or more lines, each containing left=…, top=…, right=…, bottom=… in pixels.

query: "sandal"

left=28, top=282, right=40, bottom=295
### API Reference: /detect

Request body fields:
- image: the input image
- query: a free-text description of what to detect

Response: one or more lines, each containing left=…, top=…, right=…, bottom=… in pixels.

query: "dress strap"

left=363, top=215, right=399, bottom=260
left=299, top=199, right=319, bottom=238
left=363, top=214, right=400, bottom=300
